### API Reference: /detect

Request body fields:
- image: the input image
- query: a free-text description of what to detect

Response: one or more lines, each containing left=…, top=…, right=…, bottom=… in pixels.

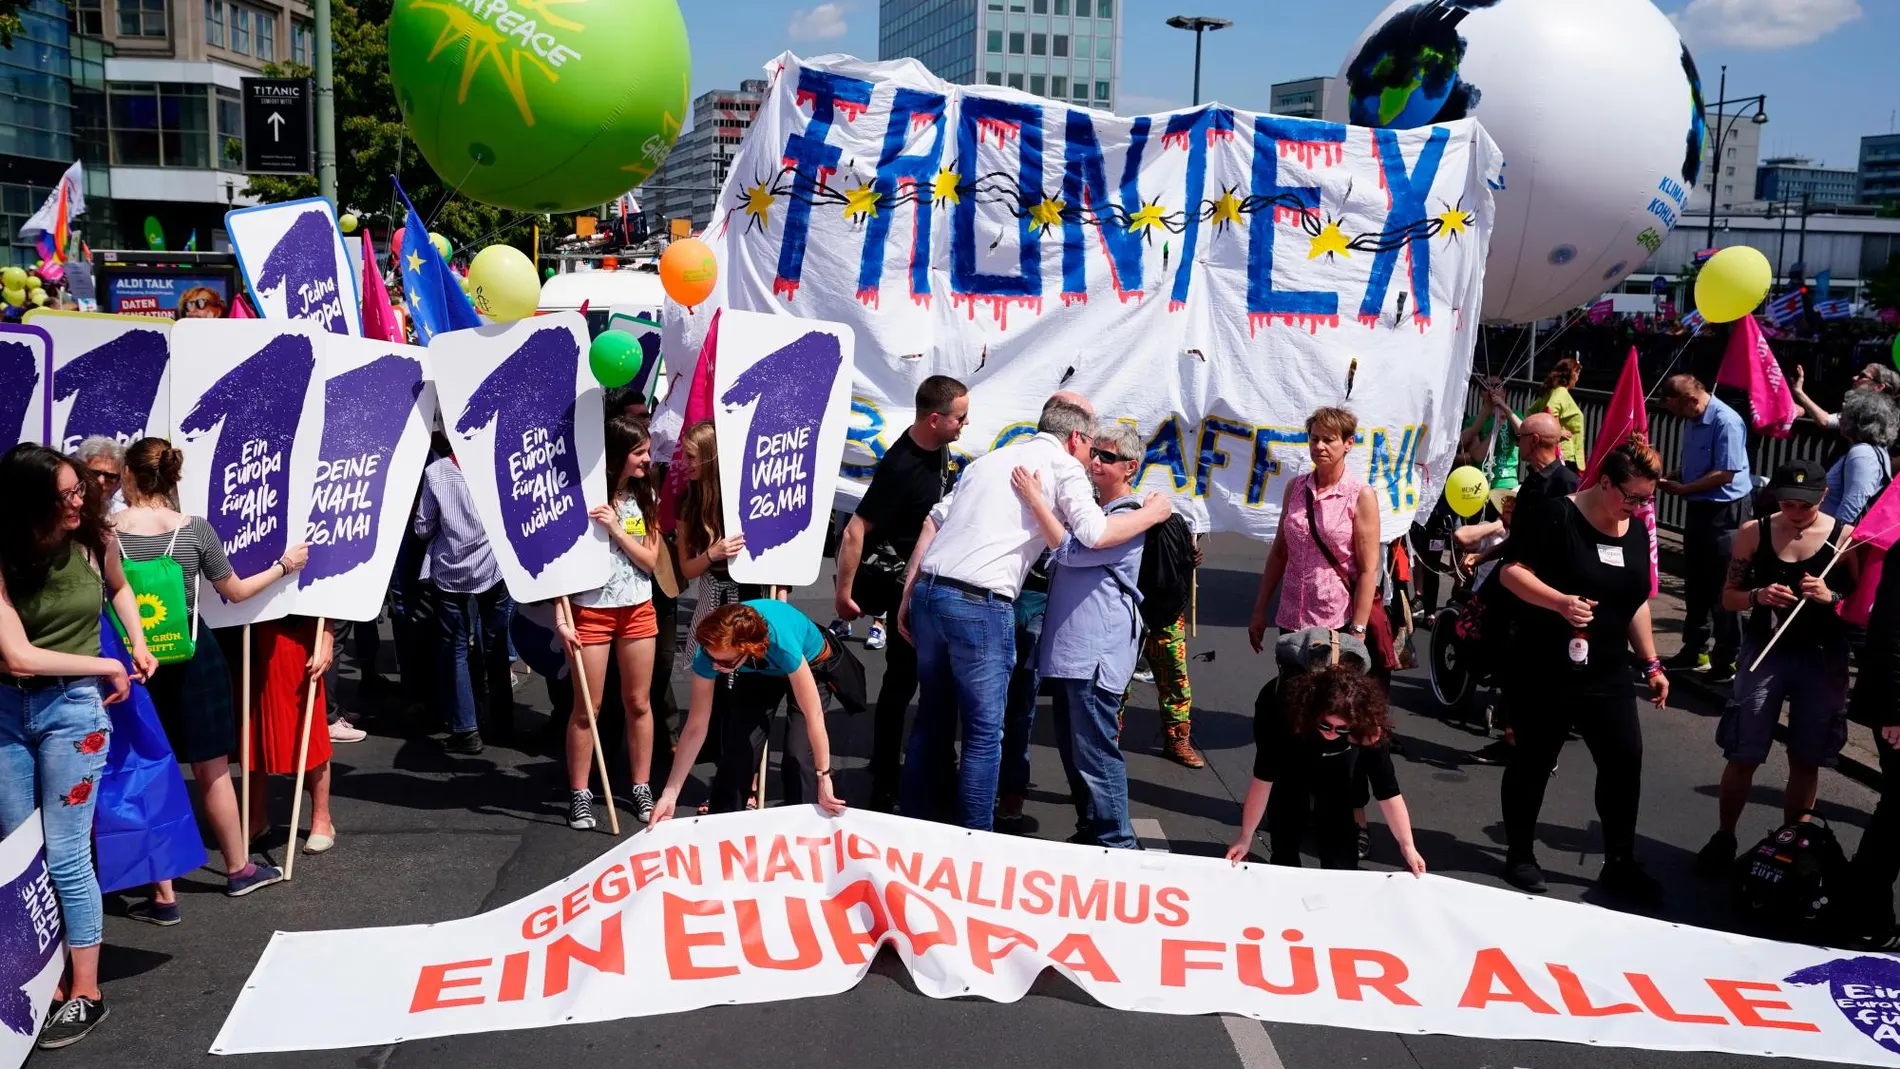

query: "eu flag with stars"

left=395, top=180, right=479, bottom=343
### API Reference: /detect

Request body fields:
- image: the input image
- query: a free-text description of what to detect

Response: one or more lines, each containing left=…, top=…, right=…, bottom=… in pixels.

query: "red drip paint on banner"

left=1280, top=140, right=1345, bottom=169
left=1250, top=312, right=1340, bottom=336
left=856, top=287, right=881, bottom=309
left=1274, top=206, right=1314, bottom=227
left=976, top=119, right=1019, bottom=149
left=773, top=278, right=802, bottom=301
left=951, top=292, right=1044, bottom=330
left=1060, top=292, right=1089, bottom=308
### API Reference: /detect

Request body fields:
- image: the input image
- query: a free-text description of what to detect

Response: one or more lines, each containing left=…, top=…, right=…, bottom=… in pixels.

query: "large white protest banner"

left=292, top=335, right=435, bottom=622
left=0, top=323, right=52, bottom=452
left=215, top=807, right=1900, bottom=1064
left=704, top=54, right=1498, bottom=540
left=0, top=815, right=65, bottom=1069
left=714, top=310, right=855, bottom=587
left=171, top=320, right=326, bottom=628
left=430, top=314, right=609, bottom=603
left=24, top=309, right=172, bottom=455
left=227, top=196, right=362, bottom=336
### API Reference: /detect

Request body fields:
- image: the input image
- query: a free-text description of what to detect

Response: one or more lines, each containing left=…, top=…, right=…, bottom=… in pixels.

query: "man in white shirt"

left=896, top=393, right=1172, bottom=829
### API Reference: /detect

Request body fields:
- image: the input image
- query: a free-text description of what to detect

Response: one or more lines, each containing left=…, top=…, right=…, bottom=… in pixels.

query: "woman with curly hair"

left=1226, top=664, right=1424, bottom=874
left=0, top=443, right=156, bottom=1049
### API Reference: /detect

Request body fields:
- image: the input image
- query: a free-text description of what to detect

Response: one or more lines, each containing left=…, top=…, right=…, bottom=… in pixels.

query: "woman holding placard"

left=556, top=416, right=662, bottom=831
left=648, top=600, right=859, bottom=823
left=114, top=438, right=311, bottom=921
left=0, top=442, right=155, bottom=1050
left=675, top=421, right=753, bottom=661
left=241, top=617, right=337, bottom=856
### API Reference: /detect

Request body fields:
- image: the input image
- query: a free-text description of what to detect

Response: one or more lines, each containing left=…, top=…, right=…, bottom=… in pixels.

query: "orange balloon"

left=601, top=256, right=619, bottom=271
left=660, top=238, right=718, bottom=307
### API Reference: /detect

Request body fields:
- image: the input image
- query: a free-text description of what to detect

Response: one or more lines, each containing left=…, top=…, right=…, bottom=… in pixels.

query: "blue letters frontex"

left=1246, top=116, right=1346, bottom=333
left=951, top=95, right=1047, bottom=309
left=854, top=88, right=947, bottom=309
left=1359, top=127, right=1448, bottom=329
left=1059, top=110, right=1150, bottom=302
left=774, top=69, right=875, bottom=300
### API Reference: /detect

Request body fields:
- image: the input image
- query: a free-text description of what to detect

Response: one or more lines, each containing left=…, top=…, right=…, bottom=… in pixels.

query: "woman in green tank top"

left=0, top=443, right=155, bottom=1049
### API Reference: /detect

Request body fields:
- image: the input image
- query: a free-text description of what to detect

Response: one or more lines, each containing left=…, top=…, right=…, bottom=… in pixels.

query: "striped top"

left=118, top=517, right=234, bottom=617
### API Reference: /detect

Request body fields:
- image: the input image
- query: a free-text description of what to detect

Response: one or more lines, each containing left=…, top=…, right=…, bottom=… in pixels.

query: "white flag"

left=17, top=160, right=86, bottom=239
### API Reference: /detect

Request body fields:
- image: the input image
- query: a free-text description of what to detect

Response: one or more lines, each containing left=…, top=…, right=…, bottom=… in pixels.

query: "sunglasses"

left=88, top=469, right=120, bottom=484
left=1316, top=720, right=1349, bottom=738
left=1090, top=448, right=1131, bottom=464
left=708, top=652, right=747, bottom=672
left=183, top=297, right=218, bottom=312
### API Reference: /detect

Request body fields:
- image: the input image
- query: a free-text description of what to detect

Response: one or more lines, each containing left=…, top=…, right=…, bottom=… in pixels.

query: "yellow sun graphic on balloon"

left=410, top=0, right=586, bottom=125
left=137, top=593, right=166, bottom=629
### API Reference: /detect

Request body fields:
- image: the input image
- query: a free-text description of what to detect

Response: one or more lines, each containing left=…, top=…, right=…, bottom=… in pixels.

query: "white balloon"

left=1328, top=0, right=1706, bottom=324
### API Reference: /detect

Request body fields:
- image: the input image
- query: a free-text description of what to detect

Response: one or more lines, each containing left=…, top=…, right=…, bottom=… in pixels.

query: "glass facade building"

left=880, top=0, right=1120, bottom=112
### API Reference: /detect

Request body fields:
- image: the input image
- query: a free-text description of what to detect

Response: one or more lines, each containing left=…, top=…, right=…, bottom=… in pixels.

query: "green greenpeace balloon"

left=387, top=0, right=691, bottom=213
left=588, top=331, right=644, bottom=389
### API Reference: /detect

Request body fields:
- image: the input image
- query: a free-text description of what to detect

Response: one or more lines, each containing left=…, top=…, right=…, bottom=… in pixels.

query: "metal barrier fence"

left=1463, top=382, right=1836, bottom=533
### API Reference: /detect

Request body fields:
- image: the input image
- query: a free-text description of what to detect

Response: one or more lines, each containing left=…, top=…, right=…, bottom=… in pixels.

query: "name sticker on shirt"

left=1597, top=544, right=1626, bottom=568
left=624, top=515, right=647, bottom=538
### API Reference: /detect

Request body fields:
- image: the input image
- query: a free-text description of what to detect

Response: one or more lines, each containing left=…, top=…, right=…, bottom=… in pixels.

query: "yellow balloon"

left=1694, top=245, right=1772, bottom=324
left=466, top=244, right=541, bottom=320
left=339, top=213, right=359, bottom=234
left=1445, top=465, right=1490, bottom=518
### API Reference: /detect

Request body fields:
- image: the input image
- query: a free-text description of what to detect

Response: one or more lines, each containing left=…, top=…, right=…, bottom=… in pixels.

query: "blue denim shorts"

left=1718, top=639, right=1850, bottom=767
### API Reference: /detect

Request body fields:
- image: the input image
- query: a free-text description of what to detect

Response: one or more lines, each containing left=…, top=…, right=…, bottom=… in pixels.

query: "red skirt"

left=245, top=618, right=332, bottom=774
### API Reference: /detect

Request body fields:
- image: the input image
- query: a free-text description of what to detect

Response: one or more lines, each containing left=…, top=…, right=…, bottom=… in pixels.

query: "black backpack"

left=1733, top=812, right=1849, bottom=931
left=1136, top=515, right=1196, bottom=632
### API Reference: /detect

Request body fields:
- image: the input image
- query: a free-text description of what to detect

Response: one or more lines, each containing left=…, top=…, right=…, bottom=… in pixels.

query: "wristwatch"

left=1346, top=624, right=1368, bottom=636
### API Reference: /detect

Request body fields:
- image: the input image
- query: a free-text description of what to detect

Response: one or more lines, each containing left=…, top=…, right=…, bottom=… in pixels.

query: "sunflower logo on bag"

left=137, top=592, right=167, bottom=629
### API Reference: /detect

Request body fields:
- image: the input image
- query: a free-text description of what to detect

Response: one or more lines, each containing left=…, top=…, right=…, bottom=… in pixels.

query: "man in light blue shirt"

left=1660, top=373, right=1753, bottom=681
left=1013, top=423, right=1148, bottom=849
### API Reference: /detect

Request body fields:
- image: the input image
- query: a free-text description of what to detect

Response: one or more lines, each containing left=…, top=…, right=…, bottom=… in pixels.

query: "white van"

left=537, top=265, right=668, bottom=336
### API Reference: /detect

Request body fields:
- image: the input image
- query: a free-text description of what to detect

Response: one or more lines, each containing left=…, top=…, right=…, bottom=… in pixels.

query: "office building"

left=1, top=0, right=111, bottom=265
left=640, top=81, right=767, bottom=234
left=1861, top=134, right=1900, bottom=205
left=880, top=0, right=1122, bottom=113
left=1688, top=117, right=1763, bottom=214
left=1271, top=77, right=1331, bottom=120
left=1756, top=156, right=1859, bottom=207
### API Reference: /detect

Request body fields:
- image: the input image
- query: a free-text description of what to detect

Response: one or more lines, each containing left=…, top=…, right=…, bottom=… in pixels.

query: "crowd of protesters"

left=8, top=348, right=1900, bottom=1053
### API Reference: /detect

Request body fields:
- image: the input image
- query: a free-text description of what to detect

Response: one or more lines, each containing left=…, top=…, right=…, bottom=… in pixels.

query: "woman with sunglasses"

left=1695, top=460, right=1858, bottom=875
left=0, top=443, right=155, bottom=1049
left=1496, top=434, right=1670, bottom=899
left=1225, top=664, right=1425, bottom=875
left=649, top=600, right=855, bottom=823
left=1792, top=362, right=1900, bottom=431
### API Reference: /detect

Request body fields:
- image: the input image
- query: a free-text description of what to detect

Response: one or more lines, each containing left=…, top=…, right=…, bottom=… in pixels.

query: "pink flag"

left=1715, top=315, right=1797, bottom=438
left=658, top=308, right=721, bottom=534
left=359, top=230, right=403, bottom=343
left=230, top=293, right=257, bottom=319
left=1579, top=348, right=1658, bottom=595
left=1839, top=481, right=1900, bottom=626
left=1587, top=298, right=1613, bottom=325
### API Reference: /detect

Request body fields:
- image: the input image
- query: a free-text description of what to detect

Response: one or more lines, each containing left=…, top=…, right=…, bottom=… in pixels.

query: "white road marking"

left=1128, top=816, right=1288, bottom=1069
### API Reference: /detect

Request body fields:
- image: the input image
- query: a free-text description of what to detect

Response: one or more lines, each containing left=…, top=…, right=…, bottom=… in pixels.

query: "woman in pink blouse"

left=1247, top=406, right=1381, bottom=651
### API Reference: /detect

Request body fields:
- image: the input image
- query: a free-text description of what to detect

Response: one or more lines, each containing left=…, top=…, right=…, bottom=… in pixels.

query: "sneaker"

left=1470, top=739, right=1514, bottom=766
left=1132, top=666, right=1156, bottom=685
left=1598, top=857, right=1664, bottom=902
left=225, top=863, right=285, bottom=897
left=127, top=900, right=181, bottom=927
left=630, top=782, right=656, bottom=825
left=828, top=618, right=853, bottom=640
left=1694, top=831, right=1739, bottom=879
left=1357, top=825, right=1372, bottom=860
left=1503, top=859, right=1548, bottom=894
left=568, top=789, right=597, bottom=831
left=444, top=730, right=484, bottom=755
left=865, top=620, right=887, bottom=651
left=1706, top=663, right=1737, bottom=685
left=37, top=995, right=107, bottom=1049
left=1663, top=649, right=1710, bottom=672
left=328, top=719, right=367, bottom=743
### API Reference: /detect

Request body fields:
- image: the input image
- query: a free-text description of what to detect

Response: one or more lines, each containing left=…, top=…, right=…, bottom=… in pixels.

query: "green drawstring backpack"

left=115, top=524, right=198, bottom=665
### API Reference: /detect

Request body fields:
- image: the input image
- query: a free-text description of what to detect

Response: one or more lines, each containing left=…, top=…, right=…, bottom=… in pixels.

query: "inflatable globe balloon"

left=1331, top=0, right=1706, bottom=324
left=466, top=244, right=542, bottom=321
left=1695, top=246, right=1771, bottom=324
left=387, top=0, right=691, bottom=213
left=339, top=213, right=359, bottom=234
left=1444, top=465, right=1490, bottom=518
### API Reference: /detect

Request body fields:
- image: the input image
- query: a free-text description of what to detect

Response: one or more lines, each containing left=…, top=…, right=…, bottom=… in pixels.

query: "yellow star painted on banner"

left=742, top=182, right=774, bottom=226
left=931, top=168, right=961, bottom=206
left=842, top=184, right=882, bottom=223
left=1308, top=221, right=1351, bottom=260
left=1028, top=196, right=1066, bottom=234
left=1210, top=190, right=1244, bottom=229
left=1436, top=208, right=1472, bottom=238
left=405, top=250, right=425, bottom=274
left=1126, top=202, right=1168, bottom=234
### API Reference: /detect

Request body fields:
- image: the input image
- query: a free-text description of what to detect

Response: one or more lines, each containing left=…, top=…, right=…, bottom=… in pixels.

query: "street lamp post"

left=1702, top=64, right=1769, bottom=252
left=1165, top=15, right=1233, bottom=107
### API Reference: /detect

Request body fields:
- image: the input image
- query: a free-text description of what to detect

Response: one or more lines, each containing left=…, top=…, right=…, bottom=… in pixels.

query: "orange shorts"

left=573, top=601, right=658, bottom=645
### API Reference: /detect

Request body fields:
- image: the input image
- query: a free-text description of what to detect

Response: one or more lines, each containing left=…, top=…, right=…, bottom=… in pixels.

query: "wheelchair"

left=1410, top=507, right=1506, bottom=726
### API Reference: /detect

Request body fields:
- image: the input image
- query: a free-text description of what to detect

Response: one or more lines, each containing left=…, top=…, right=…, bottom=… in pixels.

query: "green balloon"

left=544, top=266, right=556, bottom=279
left=387, top=0, right=691, bottom=212
left=588, top=331, right=644, bottom=389
left=1893, top=332, right=1900, bottom=372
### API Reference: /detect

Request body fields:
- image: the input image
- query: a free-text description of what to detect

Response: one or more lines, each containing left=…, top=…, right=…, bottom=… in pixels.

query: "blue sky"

left=678, top=0, right=1897, bottom=170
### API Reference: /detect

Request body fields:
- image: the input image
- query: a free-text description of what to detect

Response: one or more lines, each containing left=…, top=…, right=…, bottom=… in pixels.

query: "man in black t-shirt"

left=835, top=375, right=970, bottom=811
left=1514, top=412, right=1580, bottom=527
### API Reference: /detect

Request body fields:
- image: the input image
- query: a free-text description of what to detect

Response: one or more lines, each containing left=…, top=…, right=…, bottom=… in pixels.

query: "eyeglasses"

left=59, top=484, right=85, bottom=504
left=1613, top=485, right=1655, bottom=507
left=1090, top=448, right=1131, bottom=464
left=1316, top=720, right=1349, bottom=738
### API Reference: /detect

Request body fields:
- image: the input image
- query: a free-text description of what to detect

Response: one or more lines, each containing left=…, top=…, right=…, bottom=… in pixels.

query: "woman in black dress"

left=1497, top=434, right=1671, bottom=898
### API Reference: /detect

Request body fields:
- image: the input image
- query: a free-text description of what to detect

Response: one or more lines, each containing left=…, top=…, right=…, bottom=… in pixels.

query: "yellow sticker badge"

left=623, top=514, right=647, bottom=538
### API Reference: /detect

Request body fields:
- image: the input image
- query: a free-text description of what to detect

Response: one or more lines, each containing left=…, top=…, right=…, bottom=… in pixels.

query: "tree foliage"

left=1866, top=254, right=1900, bottom=314
left=240, top=0, right=533, bottom=254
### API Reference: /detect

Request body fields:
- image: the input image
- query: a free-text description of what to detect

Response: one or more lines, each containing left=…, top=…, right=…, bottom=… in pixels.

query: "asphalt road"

left=45, top=534, right=1891, bottom=1069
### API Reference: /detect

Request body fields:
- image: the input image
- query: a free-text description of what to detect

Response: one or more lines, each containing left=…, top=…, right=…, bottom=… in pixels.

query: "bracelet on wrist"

left=1642, top=658, right=1665, bottom=679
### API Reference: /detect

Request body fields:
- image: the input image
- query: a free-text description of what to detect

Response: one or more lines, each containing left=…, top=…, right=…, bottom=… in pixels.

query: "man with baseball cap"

left=1695, top=459, right=1858, bottom=875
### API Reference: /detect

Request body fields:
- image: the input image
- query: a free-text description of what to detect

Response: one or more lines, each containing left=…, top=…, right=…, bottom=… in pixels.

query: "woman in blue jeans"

left=0, top=443, right=155, bottom=1049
